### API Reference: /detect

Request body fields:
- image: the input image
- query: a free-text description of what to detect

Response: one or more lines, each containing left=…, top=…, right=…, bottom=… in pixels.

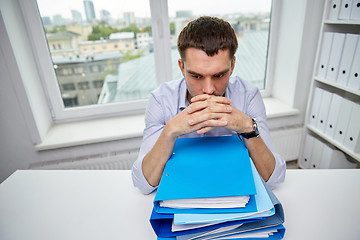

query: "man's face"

left=178, top=48, right=235, bottom=102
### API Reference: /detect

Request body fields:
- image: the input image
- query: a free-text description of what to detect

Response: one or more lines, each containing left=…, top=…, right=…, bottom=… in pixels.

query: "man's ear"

left=178, top=59, right=185, bottom=76
left=230, top=56, right=236, bottom=75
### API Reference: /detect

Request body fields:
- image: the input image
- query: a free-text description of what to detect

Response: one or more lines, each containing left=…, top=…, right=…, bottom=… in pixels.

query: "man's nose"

left=202, top=78, right=215, bottom=95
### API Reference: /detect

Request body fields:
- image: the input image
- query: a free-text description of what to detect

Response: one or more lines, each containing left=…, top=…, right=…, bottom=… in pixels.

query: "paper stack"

left=149, top=135, right=285, bottom=239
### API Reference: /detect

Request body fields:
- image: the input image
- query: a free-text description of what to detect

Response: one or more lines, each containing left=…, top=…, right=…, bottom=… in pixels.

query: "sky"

left=36, top=0, right=271, bottom=19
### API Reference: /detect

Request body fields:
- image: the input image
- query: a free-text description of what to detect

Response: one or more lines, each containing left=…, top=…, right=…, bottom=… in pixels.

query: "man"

left=132, top=16, right=286, bottom=195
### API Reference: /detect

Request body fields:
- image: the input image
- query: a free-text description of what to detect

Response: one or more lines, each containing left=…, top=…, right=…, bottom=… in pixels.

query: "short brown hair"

left=177, top=16, right=238, bottom=61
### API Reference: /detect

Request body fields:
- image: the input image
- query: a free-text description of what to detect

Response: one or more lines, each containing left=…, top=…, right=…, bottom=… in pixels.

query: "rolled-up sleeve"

left=131, top=93, right=165, bottom=195
left=245, top=87, right=286, bottom=189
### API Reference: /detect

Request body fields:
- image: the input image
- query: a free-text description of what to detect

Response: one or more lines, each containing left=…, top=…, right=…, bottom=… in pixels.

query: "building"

left=71, top=10, right=83, bottom=23
left=66, top=23, right=92, bottom=41
left=78, top=38, right=135, bottom=55
left=53, top=14, right=65, bottom=26
left=123, top=12, right=135, bottom=26
left=52, top=52, right=124, bottom=107
left=46, top=31, right=82, bottom=56
left=99, top=9, right=111, bottom=24
left=136, top=32, right=151, bottom=50
left=84, top=0, right=96, bottom=23
left=41, top=16, right=52, bottom=26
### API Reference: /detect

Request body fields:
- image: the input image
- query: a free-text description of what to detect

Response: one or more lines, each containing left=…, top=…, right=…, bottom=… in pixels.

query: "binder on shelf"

left=350, top=0, right=360, bottom=19
left=316, top=90, right=333, bottom=132
left=328, top=0, right=342, bottom=20
left=326, top=33, right=346, bottom=81
left=300, top=134, right=315, bottom=169
left=310, top=137, right=325, bottom=169
left=320, top=143, right=357, bottom=169
left=317, top=32, right=334, bottom=78
left=347, top=37, right=360, bottom=90
left=337, top=34, right=359, bottom=86
left=309, top=87, right=324, bottom=127
left=324, top=93, right=343, bottom=138
left=334, top=97, right=354, bottom=144
left=338, top=0, right=354, bottom=19
left=343, top=102, right=360, bottom=153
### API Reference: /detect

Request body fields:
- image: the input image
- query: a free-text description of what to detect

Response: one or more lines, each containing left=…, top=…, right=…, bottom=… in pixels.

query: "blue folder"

left=173, top=160, right=275, bottom=225
left=153, top=135, right=257, bottom=214
left=150, top=157, right=284, bottom=238
left=175, top=180, right=285, bottom=240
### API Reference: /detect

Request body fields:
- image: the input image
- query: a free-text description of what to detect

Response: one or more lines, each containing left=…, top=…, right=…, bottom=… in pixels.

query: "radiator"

left=30, top=127, right=303, bottom=170
left=29, top=150, right=139, bottom=170
left=270, top=127, right=304, bottom=161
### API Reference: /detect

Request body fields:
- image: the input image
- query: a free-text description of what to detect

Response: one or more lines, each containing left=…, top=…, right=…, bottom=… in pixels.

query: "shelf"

left=307, top=124, right=360, bottom=162
left=314, top=77, right=360, bottom=97
left=324, top=19, right=360, bottom=25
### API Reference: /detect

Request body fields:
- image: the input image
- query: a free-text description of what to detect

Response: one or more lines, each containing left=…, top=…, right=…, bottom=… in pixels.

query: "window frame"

left=19, top=0, right=276, bottom=123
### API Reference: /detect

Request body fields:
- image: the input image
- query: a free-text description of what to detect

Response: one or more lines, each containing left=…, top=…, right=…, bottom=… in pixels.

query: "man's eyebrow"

left=187, top=69, right=230, bottom=76
left=187, top=70, right=202, bottom=76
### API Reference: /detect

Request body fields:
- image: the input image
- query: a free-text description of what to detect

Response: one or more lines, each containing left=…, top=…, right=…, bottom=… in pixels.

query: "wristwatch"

left=240, top=118, right=260, bottom=139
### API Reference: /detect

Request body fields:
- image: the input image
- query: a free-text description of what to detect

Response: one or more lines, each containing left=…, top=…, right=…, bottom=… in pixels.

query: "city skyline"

left=36, top=0, right=271, bottom=21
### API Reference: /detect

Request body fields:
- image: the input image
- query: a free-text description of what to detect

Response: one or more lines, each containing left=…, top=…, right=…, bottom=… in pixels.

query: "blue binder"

left=175, top=179, right=285, bottom=240
left=153, top=135, right=257, bottom=214
left=150, top=151, right=285, bottom=238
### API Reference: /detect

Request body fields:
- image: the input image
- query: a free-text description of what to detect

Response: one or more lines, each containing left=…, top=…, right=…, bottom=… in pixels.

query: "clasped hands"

left=167, top=94, right=253, bottom=137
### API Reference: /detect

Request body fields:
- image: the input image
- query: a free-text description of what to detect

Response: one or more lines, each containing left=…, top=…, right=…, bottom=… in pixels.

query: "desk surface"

left=0, top=169, right=359, bottom=240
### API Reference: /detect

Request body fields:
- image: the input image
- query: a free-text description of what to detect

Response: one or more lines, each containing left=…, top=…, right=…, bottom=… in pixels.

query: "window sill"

left=35, top=97, right=299, bottom=151
left=35, top=114, right=145, bottom=151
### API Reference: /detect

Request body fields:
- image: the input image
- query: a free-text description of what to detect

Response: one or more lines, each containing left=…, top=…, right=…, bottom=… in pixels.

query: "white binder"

left=310, top=137, right=325, bottom=169
left=333, top=97, right=354, bottom=144
left=343, top=102, right=360, bottom=152
left=336, top=34, right=359, bottom=86
left=347, top=37, right=360, bottom=90
left=316, top=90, right=333, bottom=132
left=328, top=0, right=342, bottom=19
left=338, top=0, right=354, bottom=19
left=326, top=33, right=346, bottom=81
left=309, top=87, right=324, bottom=127
left=317, top=32, right=334, bottom=79
left=324, top=93, right=343, bottom=138
left=320, top=144, right=357, bottom=168
left=350, top=0, right=360, bottom=19
left=301, top=134, right=315, bottom=169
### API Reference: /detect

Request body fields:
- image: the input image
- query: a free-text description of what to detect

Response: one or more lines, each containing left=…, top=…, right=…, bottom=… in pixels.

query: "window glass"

left=36, top=0, right=155, bottom=108
left=168, top=0, right=271, bottom=90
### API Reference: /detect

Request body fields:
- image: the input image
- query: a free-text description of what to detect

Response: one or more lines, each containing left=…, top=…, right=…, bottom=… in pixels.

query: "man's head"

left=177, top=16, right=238, bottom=62
left=177, top=17, right=238, bottom=101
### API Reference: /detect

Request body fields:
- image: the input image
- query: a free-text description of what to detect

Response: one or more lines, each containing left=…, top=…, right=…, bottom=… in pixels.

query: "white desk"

left=0, top=169, right=359, bottom=240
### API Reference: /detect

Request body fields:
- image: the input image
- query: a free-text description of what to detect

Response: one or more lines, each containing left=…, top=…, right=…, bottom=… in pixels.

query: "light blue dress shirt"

left=132, top=76, right=286, bottom=194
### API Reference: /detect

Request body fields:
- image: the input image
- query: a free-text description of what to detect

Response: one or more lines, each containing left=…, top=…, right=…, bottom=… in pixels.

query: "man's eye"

left=215, top=74, right=224, bottom=78
left=192, top=75, right=201, bottom=79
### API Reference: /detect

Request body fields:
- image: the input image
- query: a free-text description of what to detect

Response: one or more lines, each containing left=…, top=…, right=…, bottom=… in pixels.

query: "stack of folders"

left=149, top=135, right=285, bottom=240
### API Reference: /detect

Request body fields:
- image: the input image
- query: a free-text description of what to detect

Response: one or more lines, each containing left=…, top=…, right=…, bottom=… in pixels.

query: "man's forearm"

left=244, top=136, right=276, bottom=182
left=142, top=124, right=178, bottom=187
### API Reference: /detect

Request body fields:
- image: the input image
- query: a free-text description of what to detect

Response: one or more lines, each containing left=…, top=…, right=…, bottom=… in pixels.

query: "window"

left=168, top=0, right=272, bottom=90
left=28, top=0, right=273, bottom=121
